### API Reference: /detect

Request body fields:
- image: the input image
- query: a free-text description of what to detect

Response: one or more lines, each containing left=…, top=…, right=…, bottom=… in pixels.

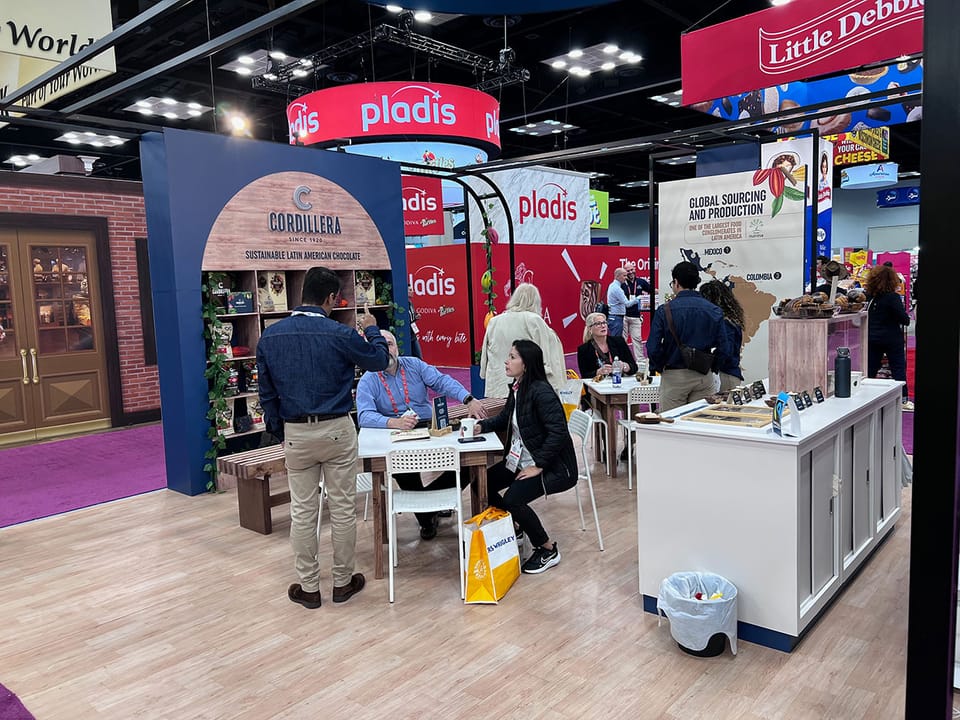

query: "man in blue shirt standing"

left=646, top=261, right=731, bottom=412
left=356, top=329, right=486, bottom=539
left=257, top=266, right=390, bottom=609
left=606, top=267, right=639, bottom=339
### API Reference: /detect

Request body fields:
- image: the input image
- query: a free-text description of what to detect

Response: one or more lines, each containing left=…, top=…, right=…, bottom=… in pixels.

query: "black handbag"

left=664, top=302, right=715, bottom=375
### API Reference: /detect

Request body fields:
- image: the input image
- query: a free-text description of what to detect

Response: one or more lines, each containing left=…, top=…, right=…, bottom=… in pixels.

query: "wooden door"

left=0, top=229, right=109, bottom=441
left=0, top=230, right=34, bottom=435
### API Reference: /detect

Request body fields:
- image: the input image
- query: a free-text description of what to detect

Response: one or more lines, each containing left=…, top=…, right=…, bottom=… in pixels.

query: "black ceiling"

left=0, top=0, right=922, bottom=209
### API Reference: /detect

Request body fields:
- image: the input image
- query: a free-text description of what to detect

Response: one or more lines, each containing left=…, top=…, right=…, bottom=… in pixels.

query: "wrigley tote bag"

left=463, top=507, right=521, bottom=604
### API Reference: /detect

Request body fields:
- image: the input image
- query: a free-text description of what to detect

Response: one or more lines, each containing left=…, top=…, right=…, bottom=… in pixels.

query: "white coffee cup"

left=460, top=417, right=477, bottom=437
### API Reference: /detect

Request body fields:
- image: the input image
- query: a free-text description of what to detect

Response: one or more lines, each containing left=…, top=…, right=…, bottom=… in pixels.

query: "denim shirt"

left=256, top=306, right=390, bottom=439
left=645, top=291, right=731, bottom=373
left=606, top=279, right=639, bottom=316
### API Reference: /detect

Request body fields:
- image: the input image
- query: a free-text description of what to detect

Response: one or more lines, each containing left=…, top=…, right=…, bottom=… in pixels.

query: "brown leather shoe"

left=332, top=573, right=366, bottom=603
left=288, top=583, right=321, bottom=609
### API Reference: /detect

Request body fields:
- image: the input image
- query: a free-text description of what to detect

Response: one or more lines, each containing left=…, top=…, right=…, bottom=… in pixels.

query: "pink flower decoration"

left=485, top=226, right=499, bottom=244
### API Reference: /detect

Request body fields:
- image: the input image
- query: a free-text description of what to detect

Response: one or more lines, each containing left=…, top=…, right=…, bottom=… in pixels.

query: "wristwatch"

left=463, top=394, right=474, bottom=404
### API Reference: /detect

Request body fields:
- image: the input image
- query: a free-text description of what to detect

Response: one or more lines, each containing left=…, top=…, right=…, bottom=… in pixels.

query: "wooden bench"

left=217, top=445, right=287, bottom=534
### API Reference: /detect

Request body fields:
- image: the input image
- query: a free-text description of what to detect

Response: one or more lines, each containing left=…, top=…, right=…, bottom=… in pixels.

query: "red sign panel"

left=287, top=82, right=501, bottom=155
left=681, top=0, right=924, bottom=106
left=401, top=175, right=444, bottom=236
left=406, top=245, right=472, bottom=366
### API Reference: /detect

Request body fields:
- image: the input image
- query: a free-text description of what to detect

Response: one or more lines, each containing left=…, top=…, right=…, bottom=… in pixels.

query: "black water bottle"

left=834, top=347, right=851, bottom=398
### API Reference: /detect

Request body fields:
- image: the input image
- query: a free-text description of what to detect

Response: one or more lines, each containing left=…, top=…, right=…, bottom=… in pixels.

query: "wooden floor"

left=1, top=448, right=913, bottom=719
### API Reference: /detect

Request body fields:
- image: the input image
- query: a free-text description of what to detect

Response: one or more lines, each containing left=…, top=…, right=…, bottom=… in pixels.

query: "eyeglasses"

left=590, top=321, right=608, bottom=327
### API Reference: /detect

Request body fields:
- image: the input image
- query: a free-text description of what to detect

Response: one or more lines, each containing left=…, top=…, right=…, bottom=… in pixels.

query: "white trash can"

left=657, top=571, right=738, bottom=657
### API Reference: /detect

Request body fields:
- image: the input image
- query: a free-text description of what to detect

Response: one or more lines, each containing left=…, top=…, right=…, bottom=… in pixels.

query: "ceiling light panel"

left=54, top=131, right=127, bottom=148
left=656, top=154, right=697, bottom=165
left=619, top=179, right=649, bottom=188
left=5, top=154, right=48, bottom=168
left=649, top=89, right=684, bottom=107
left=123, top=96, right=212, bottom=120
left=219, top=49, right=273, bottom=75
left=543, top=42, right=642, bottom=78
left=508, top=119, right=579, bottom=136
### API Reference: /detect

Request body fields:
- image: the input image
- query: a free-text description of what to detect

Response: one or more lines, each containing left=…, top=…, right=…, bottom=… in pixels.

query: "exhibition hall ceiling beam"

left=0, top=0, right=198, bottom=111
left=60, top=0, right=329, bottom=115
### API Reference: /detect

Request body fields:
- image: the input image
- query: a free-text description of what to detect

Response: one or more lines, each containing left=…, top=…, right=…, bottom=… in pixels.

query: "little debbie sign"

left=287, top=82, right=501, bottom=155
left=681, top=0, right=924, bottom=105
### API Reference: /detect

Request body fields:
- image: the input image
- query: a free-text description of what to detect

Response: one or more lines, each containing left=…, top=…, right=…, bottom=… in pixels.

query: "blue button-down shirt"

left=607, top=278, right=639, bottom=317
left=646, top=291, right=732, bottom=373
left=256, top=306, right=390, bottom=439
left=356, top=356, right=471, bottom=428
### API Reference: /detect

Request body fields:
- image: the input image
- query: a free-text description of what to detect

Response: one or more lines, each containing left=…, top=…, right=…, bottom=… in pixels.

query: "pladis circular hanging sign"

left=287, top=82, right=501, bottom=157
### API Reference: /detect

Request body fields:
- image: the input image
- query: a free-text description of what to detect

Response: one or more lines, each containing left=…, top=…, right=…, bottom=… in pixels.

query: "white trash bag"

left=657, top=571, right=738, bottom=656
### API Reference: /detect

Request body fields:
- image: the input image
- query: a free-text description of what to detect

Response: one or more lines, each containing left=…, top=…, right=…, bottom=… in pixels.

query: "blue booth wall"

left=140, top=129, right=407, bottom=495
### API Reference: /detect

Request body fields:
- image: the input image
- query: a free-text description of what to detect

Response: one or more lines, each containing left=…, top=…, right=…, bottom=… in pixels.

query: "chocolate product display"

left=737, top=89, right=763, bottom=119
left=867, top=106, right=892, bottom=121
left=815, top=113, right=853, bottom=135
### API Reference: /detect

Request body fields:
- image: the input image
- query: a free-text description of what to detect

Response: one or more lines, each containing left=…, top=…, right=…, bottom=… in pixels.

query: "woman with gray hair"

left=576, top=311, right=637, bottom=381
left=480, top=283, right=566, bottom=398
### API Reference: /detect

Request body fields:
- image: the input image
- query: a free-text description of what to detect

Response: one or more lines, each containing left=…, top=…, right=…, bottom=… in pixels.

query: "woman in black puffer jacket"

left=478, top=339, right=578, bottom=575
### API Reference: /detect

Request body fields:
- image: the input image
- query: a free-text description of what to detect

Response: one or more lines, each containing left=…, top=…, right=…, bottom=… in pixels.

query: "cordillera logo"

left=402, top=186, right=438, bottom=213
left=409, top=265, right=456, bottom=297
left=361, top=85, right=456, bottom=133
left=518, top=182, right=578, bottom=224
left=288, top=101, right=319, bottom=139
left=759, top=0, right=923, bottom=74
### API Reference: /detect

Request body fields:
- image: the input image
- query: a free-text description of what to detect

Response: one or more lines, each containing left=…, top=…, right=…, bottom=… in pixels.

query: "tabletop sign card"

left=432, top=396, right=449, bottom=431
left=730, top=390, right=743, bottom=406
left=802, top=391, right=814, bottom=408
left=813, top=386, right=825, bottom=403
left=792, top=393, right=806, bottom=412
left=751, top=380, right=766, bottom=399
left=773, top=392, right=802, bottom=437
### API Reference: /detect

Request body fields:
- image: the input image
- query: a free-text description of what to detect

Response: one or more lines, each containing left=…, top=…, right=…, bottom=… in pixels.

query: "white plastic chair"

left=617, top=384, right=661, bottom=490
left=317, top=472, right=374, bottom=537
left=386, top=446, right=463, bottom=603
left=567, top=409, right=604, bottom=551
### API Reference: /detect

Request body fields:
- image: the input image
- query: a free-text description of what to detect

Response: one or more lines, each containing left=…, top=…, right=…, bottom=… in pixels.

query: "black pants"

left=394, top=471, right=464, bottom=528
left=868, top=340, right=908, bottom=401
left=486, top=460, right=576, bottom=548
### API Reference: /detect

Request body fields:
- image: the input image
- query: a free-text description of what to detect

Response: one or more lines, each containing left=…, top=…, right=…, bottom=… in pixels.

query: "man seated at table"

left=356, top=330, right=487, bottom=540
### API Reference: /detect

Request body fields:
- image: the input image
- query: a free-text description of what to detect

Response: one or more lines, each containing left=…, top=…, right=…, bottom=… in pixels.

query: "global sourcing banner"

left=465, top=166, right=591, bottom=245
left=760, top=137, right=834, bottom=275
left=658, top=170, right=806, bottom=382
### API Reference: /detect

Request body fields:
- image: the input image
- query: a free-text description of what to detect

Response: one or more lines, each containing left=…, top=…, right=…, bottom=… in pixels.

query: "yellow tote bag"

left=463, top=507, right=520, bottom=604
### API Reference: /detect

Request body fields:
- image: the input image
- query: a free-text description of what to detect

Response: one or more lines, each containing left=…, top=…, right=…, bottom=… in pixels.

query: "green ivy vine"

left=201, top=276, right=229, bottom=492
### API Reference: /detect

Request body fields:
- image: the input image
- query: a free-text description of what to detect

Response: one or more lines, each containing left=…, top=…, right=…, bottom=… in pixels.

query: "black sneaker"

left=419, top=514, right=439, bottom=540
left=521, top=543, right=560, bottom=574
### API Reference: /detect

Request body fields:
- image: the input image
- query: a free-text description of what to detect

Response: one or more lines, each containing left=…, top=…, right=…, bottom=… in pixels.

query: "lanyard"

left=592, top=341, right=611, bottom=367
left=378, top=362, right=411, bottom=415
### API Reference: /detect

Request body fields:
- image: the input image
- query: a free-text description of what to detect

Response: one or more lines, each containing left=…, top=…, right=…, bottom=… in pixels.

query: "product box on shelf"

left=227, top=291, right=253, bottom=313
left=354, top=270, right=377, bottom=305
left=258, top=271, right=288, bottom=312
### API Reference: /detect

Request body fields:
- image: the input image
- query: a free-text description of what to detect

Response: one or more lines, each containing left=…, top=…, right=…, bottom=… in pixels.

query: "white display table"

left=634, top=379, right=903, bottom=651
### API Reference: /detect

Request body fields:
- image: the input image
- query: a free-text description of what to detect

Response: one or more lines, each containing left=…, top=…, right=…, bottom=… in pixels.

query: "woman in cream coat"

left=480, top=283, right=566, bottom=398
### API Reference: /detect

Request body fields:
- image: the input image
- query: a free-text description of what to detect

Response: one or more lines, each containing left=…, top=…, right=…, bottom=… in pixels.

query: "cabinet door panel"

left=852, top=419, right=872, bottom=551
left=798, top=451, right=813, bottom=605
left=811, top=439, right=837, bottom=595
left=840, top=426, right=854, bottom=558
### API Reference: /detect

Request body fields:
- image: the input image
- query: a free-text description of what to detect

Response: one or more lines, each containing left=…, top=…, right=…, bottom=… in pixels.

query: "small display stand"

left=767, top=313, right=867, bottom=396
left=429, top=396, right=452, bottom=436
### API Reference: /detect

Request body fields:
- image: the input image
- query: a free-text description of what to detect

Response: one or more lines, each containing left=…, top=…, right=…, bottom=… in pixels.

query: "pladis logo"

left=402, top=186, right=438, bottom=214
left=485, top=108, right=500, bottom=140
left=518, top=182, right=578, bottom=225
left=361, top=85, right=456, bottom=133
left=408, top=264, right=456, bottom=297
left=288, top=101, right=319, bottom=139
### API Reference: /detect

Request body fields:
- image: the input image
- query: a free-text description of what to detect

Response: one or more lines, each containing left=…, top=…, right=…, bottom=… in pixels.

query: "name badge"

left=505, top=436, right=523, bottom=472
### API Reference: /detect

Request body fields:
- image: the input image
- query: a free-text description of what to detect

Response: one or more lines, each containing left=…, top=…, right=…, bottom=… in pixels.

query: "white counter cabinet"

left=636, top=379, right=902, bottom=651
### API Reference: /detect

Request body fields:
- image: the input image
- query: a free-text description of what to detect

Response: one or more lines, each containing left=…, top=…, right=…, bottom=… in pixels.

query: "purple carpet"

left=0, top=424, right=166, bottom=529
left=0, top=682, right=34, bottom=720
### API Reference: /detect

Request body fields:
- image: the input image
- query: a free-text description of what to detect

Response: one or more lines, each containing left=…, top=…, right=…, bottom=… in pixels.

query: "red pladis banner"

left=407, top=245, right=472, bottom=366
left=287, top=82, right=501, bottom=155
left=401, top=175, right=444, bottom=236
left=468, top=245, right=656, bottom=360
left=681, top=0, right=924, bottom=106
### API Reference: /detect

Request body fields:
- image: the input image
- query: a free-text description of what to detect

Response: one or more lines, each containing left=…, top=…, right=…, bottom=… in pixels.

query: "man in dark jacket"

left=257, top=266, right=390, bottom=609
left=646, top=261, right=732, bottom=412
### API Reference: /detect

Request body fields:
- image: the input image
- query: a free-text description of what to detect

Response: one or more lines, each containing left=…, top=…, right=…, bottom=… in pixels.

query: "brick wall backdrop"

left=0, top=174, right=160, bottom=416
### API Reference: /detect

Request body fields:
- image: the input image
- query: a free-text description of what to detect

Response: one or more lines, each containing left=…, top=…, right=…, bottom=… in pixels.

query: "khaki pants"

left=283, top=416, right=359, bottom=590
left=659, top=368, right=718, bottom=412
left=623, top=316, right=644, bottom=361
